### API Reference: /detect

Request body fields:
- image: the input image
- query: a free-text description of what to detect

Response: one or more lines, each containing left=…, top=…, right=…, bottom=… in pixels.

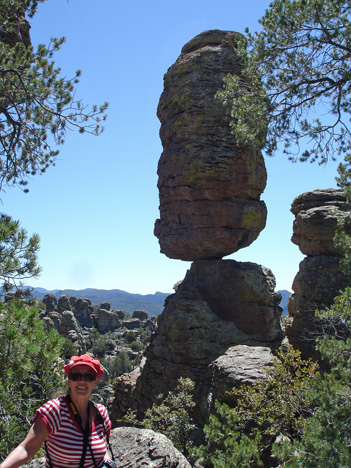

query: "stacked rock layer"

left=154, top=29, right=267, bottom=260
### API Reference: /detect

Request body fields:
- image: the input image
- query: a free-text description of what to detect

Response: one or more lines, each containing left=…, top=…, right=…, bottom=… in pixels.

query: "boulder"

left=110, top=427, right=191, bottom=468
left=154, top=30, right=267, bottom=260
left=291, top=188, right=350, bottom=256
left=73, top=298, right=94, bottom=328
left=69, top=296, right=77, bottom=308
left=97, top=309, right=122, bottom=332
left=114, top=309, right=125, bottom=320
left=291, top=255, right=350, bottom=303
left=209, top=345, right=275, bottom=404
left=133, top=309, right=148, bottom=321
left=100, top=301, right=111, bottom=311
left=122, top=318, right=141, bottom=330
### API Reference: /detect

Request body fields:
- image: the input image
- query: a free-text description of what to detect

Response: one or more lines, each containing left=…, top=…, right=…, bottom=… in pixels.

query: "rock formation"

left=109, top=30, right=283, bottom=432
left=286, top=188, right=351, bottom=360
left=39, top=294, right=154, bottom=355
left=154, top=29, right=267, bottom=261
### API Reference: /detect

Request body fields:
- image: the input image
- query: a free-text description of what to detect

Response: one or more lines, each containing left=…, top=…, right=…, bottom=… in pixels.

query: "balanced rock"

left=154, top=30, right=267, bottom=261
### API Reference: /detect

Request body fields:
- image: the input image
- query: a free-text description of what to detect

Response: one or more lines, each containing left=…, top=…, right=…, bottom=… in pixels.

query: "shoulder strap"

left=91, top=401, right=116, bottom=462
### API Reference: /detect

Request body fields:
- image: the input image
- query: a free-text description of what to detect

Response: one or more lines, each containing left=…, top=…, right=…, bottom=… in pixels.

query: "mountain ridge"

left=30, top=287, right=171, bottom=316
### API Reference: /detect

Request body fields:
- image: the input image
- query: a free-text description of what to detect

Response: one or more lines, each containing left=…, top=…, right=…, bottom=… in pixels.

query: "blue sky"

left=2, top=0, right=339, bottom=295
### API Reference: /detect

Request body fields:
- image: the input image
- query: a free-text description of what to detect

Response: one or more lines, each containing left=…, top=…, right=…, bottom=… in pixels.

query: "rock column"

left=286, top=188, right=351, bottom=360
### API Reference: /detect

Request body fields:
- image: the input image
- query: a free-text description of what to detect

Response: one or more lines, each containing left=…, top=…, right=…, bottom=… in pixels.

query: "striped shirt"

left=34, top=396, right=111, bottom=468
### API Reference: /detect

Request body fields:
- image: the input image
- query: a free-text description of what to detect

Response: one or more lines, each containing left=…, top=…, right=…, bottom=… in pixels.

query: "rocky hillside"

left=31, top=287, right=170, bottom=316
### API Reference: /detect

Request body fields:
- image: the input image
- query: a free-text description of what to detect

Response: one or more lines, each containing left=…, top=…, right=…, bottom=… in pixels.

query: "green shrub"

left=194, top=345, right=319, bottom=467
left=0, top=299, right=65, bottom=458
left=129, top=340, right=143, bottom=352
left=142, top=377, right=196, bottom=456
left=125, top=330, right=137, bottom=343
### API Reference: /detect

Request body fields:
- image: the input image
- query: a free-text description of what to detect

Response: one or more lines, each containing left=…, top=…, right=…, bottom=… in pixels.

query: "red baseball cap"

left=64, top=354, right=104, bottom=380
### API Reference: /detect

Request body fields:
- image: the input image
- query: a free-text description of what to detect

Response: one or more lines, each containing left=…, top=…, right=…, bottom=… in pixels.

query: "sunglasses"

left=69, top=372, right=97, bottom=382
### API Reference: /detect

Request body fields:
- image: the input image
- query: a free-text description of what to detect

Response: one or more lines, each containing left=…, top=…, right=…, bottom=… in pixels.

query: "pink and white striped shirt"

left=34, top=396, right=111, bottom=468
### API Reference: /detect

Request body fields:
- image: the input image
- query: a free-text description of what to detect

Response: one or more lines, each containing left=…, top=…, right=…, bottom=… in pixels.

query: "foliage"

left=274, top=288, right=351, bottom=466
left=218, top=0, right=351, bottom=163
left=0, top=299, right=65, bottom=457
left=334, top=154, right=351, bottom=273
left=101, top=352, right=132, bottom=381
left=0, top=0, right=108, bottom=193
left=194, top=345, right=319, bottom=467
left=142, top=377, right=196, bottom=456
left=129, top=340, right=143, bottom=352
left=61, top=336, right=78, bottom=360
left=86, top=328, right=115, bottom=358
left=0, top=213, right=41, bottom=292
left=138, top=326, right=152, bottom=344
left=125, top=330, right=137, bottom=343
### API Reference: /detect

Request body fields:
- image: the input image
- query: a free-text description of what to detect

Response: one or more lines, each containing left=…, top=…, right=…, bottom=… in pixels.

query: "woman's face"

left=68, top=364, right=98, bottom=398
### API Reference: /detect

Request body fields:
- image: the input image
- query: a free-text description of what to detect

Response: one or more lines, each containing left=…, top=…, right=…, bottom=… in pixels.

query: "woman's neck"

left=69, top=394, right=90, bottom=419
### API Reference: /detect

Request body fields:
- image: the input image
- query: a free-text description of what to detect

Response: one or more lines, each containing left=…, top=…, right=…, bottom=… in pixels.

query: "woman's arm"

left=1, top=416, right=49, bottom=468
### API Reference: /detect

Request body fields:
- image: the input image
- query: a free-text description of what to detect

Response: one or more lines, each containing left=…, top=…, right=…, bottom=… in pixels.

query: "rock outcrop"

left=109, top=260, right=282, bottom=425
left=154, top=30, right=267, bottom=261
left=286, top=188, right=351, bottom=360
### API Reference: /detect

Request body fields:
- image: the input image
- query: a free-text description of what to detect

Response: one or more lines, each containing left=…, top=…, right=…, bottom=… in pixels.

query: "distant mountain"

left=30, top=287, right=171, bottom=316
left=30, top=286, right=292, bottom=318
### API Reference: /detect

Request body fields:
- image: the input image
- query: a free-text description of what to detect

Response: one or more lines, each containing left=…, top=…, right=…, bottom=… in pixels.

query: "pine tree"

left=0, top=299, right=65, bottom=457
left=218, top=0, right=351, bottom=164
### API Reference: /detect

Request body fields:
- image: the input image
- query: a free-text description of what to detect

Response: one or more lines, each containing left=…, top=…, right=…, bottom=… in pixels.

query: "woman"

left=0, top=354, right=116, bottom=468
